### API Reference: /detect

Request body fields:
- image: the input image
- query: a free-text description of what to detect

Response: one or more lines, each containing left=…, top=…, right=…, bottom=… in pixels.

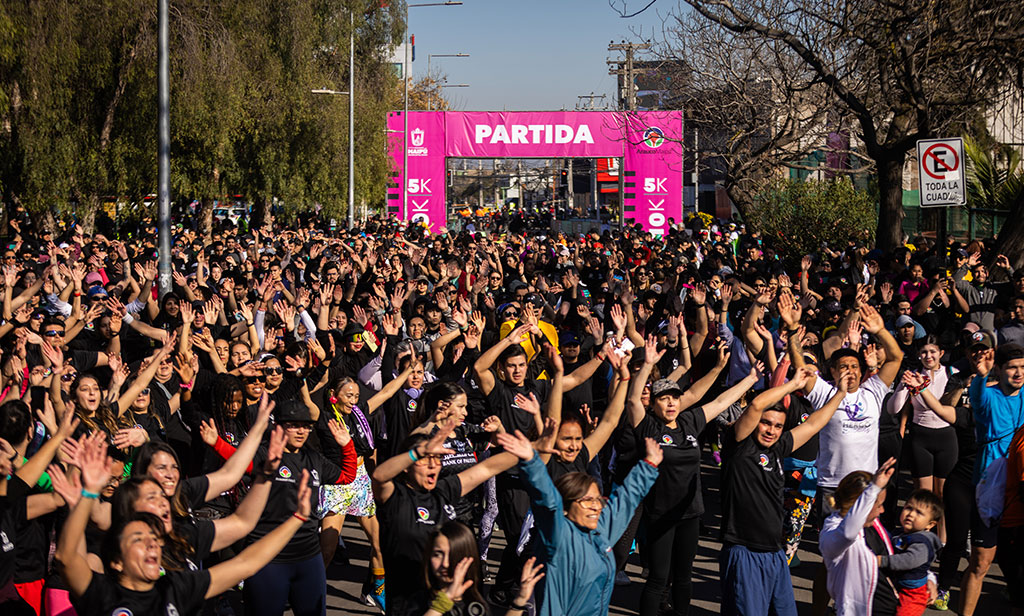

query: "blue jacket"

left=519, top=453, right=658, bottom=616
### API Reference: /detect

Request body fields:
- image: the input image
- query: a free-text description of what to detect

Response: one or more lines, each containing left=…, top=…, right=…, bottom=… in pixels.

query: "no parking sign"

left=917, top=138, right=966, bottom=207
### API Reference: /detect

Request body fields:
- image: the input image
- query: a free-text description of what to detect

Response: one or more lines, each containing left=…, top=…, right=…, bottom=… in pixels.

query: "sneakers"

left=614, top=570, right=631, bottom=586
left=932, top=589, right=950, bottom=611
left=363, top=577, right=385, bottom=612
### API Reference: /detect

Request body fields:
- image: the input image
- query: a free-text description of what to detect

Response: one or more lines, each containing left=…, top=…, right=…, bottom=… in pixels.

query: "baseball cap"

left=558, top=330, right=582, bottom=346
left=962, top=322, right=981, bottom=334
left=86, top=286, right=108, bottom=300
left=895, top=315, right=916, bottom=328
left=650, top=378, right=683, bottom=398
left=85, top=272, right=103, bottom=286
left=967, top=330, right=995, bottom=350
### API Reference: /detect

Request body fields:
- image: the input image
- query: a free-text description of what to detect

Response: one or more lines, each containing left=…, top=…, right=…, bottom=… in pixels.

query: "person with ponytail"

left=819, top=459, right=898, bottom=616
left=316, top=371, right=408, bottom=610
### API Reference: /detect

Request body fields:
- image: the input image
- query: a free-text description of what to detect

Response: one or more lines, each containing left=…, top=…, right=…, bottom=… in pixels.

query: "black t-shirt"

left=378, top=476, right=462, bottom=616
left=784, top=395, right=818, bottom=462
left=172, top=517, right=216, bottom=570
left=485, top=378, right=552, bottom=440
left=547, top=444, right=590, bottom=481
left=72, top=569, right=211, bottom=616
left=249, top=446, right=345, bottom=563
left=721, top=430, right=794, bottom=551
left=0, top=476, right=29, bottom=587
left=379, top=389, right=421, bottom=461
left=182, top=476, right=210, bottom=513
left=634, top=410, right=707, bottom=520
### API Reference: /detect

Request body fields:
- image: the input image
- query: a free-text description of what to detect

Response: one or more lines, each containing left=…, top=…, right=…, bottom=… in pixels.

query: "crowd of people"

left=0, top=211, right=1022, bottom=616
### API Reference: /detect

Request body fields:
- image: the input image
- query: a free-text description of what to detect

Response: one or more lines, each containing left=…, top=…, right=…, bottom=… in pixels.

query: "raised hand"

left=514, top=392, right=541, bottom=417
left=902, top=370, right=926, bottom=389
left=777, top=291, right=802, bottom=329
left=480, top=415, right=504, bottom=434
left=48, top=464, right=83, bottom=509
left=112, top=426, right=148, bottom=450
left=610, top=303, right=627, bottom=334
left=644, top=334, right=665, bottom=365
left=643, top=437, right=664, bottom=466
left=328, top=418, right=352, bottom=447
left=444, top=557, right=476, bottom=602
left=857, top=303, right=885, bottom=334
left=517, top=557, right=546, bottom=602
left=256, top=392, right=276, bottom=425
left=199, top=419, right=219, bottom=447
left=495, top=429, right=535, bottom=461
left=873, top=457, right=897, bottom=488
left=690, top=283, right=707, bottom=306
left=294, top=470, right=312, bottom=519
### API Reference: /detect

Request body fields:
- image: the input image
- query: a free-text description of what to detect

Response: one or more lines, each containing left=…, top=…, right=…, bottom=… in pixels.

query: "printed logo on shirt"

left=800, top=413, right=810, bottom=424
left=167, top=604, right=180, bottom=616
left=1, top=531, right=12, bottom=552
left=416, top=507, right=435, bottom=525
left=310, top=469, right=320, bottom=486
left=407, top=399, right=418, bottom=414
left=224, top=431, right=236, bottom=445
left=685, top=434, right=698, bottom=448
left=842, top=401, right=867, bottom=421
left=278, top=466, right=292, bottom=479
left=661, top=434, right=674, bottom=445
left=112, top=609, right=133, bottom=616
left=758, top=454, right=770, bottom=467
left=443, top=504, right=457, bottom=520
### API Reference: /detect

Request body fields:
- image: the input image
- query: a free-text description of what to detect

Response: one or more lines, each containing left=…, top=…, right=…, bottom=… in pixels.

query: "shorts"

left=906, top=425, right=957, bottom=479
left=970, top=499, right=999, bottom=549
left=997, top=526, right=1024, bottom=608
left=895, top=584, right=929, bottom=616
left=318, top=462, right=375, bottom=518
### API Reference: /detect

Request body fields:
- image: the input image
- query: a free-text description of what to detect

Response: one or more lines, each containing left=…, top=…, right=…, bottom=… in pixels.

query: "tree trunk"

left=875, top=156, right=905, bottom=252
left=725, top=182, right=755, bottom=221
left=197, top=197, right=215, bottom=239
left=79, top=196, right=98, bottom=234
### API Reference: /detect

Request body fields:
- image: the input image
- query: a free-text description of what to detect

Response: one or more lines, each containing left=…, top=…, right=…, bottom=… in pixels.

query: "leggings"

left=614, top=503, right=644, bottom=571
left=477, top=476, right=498, bottom=561
left=243, top=553, right=327, bottom=616
left=782, top=490, right=815, bottom=565
left=937, top=474, right=974, bottom=590
left=640, top=515, right=700, bottom=616
left=907, top=425, right=957, bottom=479
left=493, top=476, right=531, bottom=592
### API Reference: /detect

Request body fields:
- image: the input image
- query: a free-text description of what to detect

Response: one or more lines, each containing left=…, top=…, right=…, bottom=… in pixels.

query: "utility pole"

left=566, top=158, right=574, bottom=215
left=157, top=0, right=171, bottom=296
left=607, top=41, right=650, bottom=111
left=576, top=92, right=607, bottom=111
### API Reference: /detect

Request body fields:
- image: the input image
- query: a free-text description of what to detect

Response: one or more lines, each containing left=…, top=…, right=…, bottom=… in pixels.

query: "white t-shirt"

left=809, top=374, right=891, bottom=488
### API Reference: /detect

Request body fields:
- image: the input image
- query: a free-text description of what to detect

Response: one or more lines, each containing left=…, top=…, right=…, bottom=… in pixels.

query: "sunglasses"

left=44, top=330, right=64, bottom=337
left=264, top=367, right=284, bottom=375
left=61, top=372, right=77, bottom=382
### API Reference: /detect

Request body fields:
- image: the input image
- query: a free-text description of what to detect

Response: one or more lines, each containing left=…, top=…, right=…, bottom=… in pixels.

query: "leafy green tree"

left=746, top=177, right=877, bottom=260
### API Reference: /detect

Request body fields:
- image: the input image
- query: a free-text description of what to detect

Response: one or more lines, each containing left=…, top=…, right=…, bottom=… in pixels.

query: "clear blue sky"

left=408, top=0, right=674, bottom=111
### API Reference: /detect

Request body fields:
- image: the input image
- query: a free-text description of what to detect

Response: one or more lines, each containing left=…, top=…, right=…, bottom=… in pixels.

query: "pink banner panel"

left=445, top=111, right=627, bottom=158
left=623, top=111, right=683, bottom=236
left=385, top=110, right=682, bottom=234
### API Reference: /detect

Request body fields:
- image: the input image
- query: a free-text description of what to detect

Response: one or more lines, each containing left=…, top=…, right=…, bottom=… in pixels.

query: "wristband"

left=73, top=292, right=81, bottom=297
left=510, top=601, right=529, bottom=611
left=292, top=512, right=309, bottom=523
left=122, top=313, right=135, bottom=325
left=430, top=591, right=455, bottom=613
left=81, top=489, right=100, bottom=500
left=408, top=448, right=420, bottom=463
left=180, top=380, right=194, bottom=391
left=642, top=459, right=659, bottom=469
